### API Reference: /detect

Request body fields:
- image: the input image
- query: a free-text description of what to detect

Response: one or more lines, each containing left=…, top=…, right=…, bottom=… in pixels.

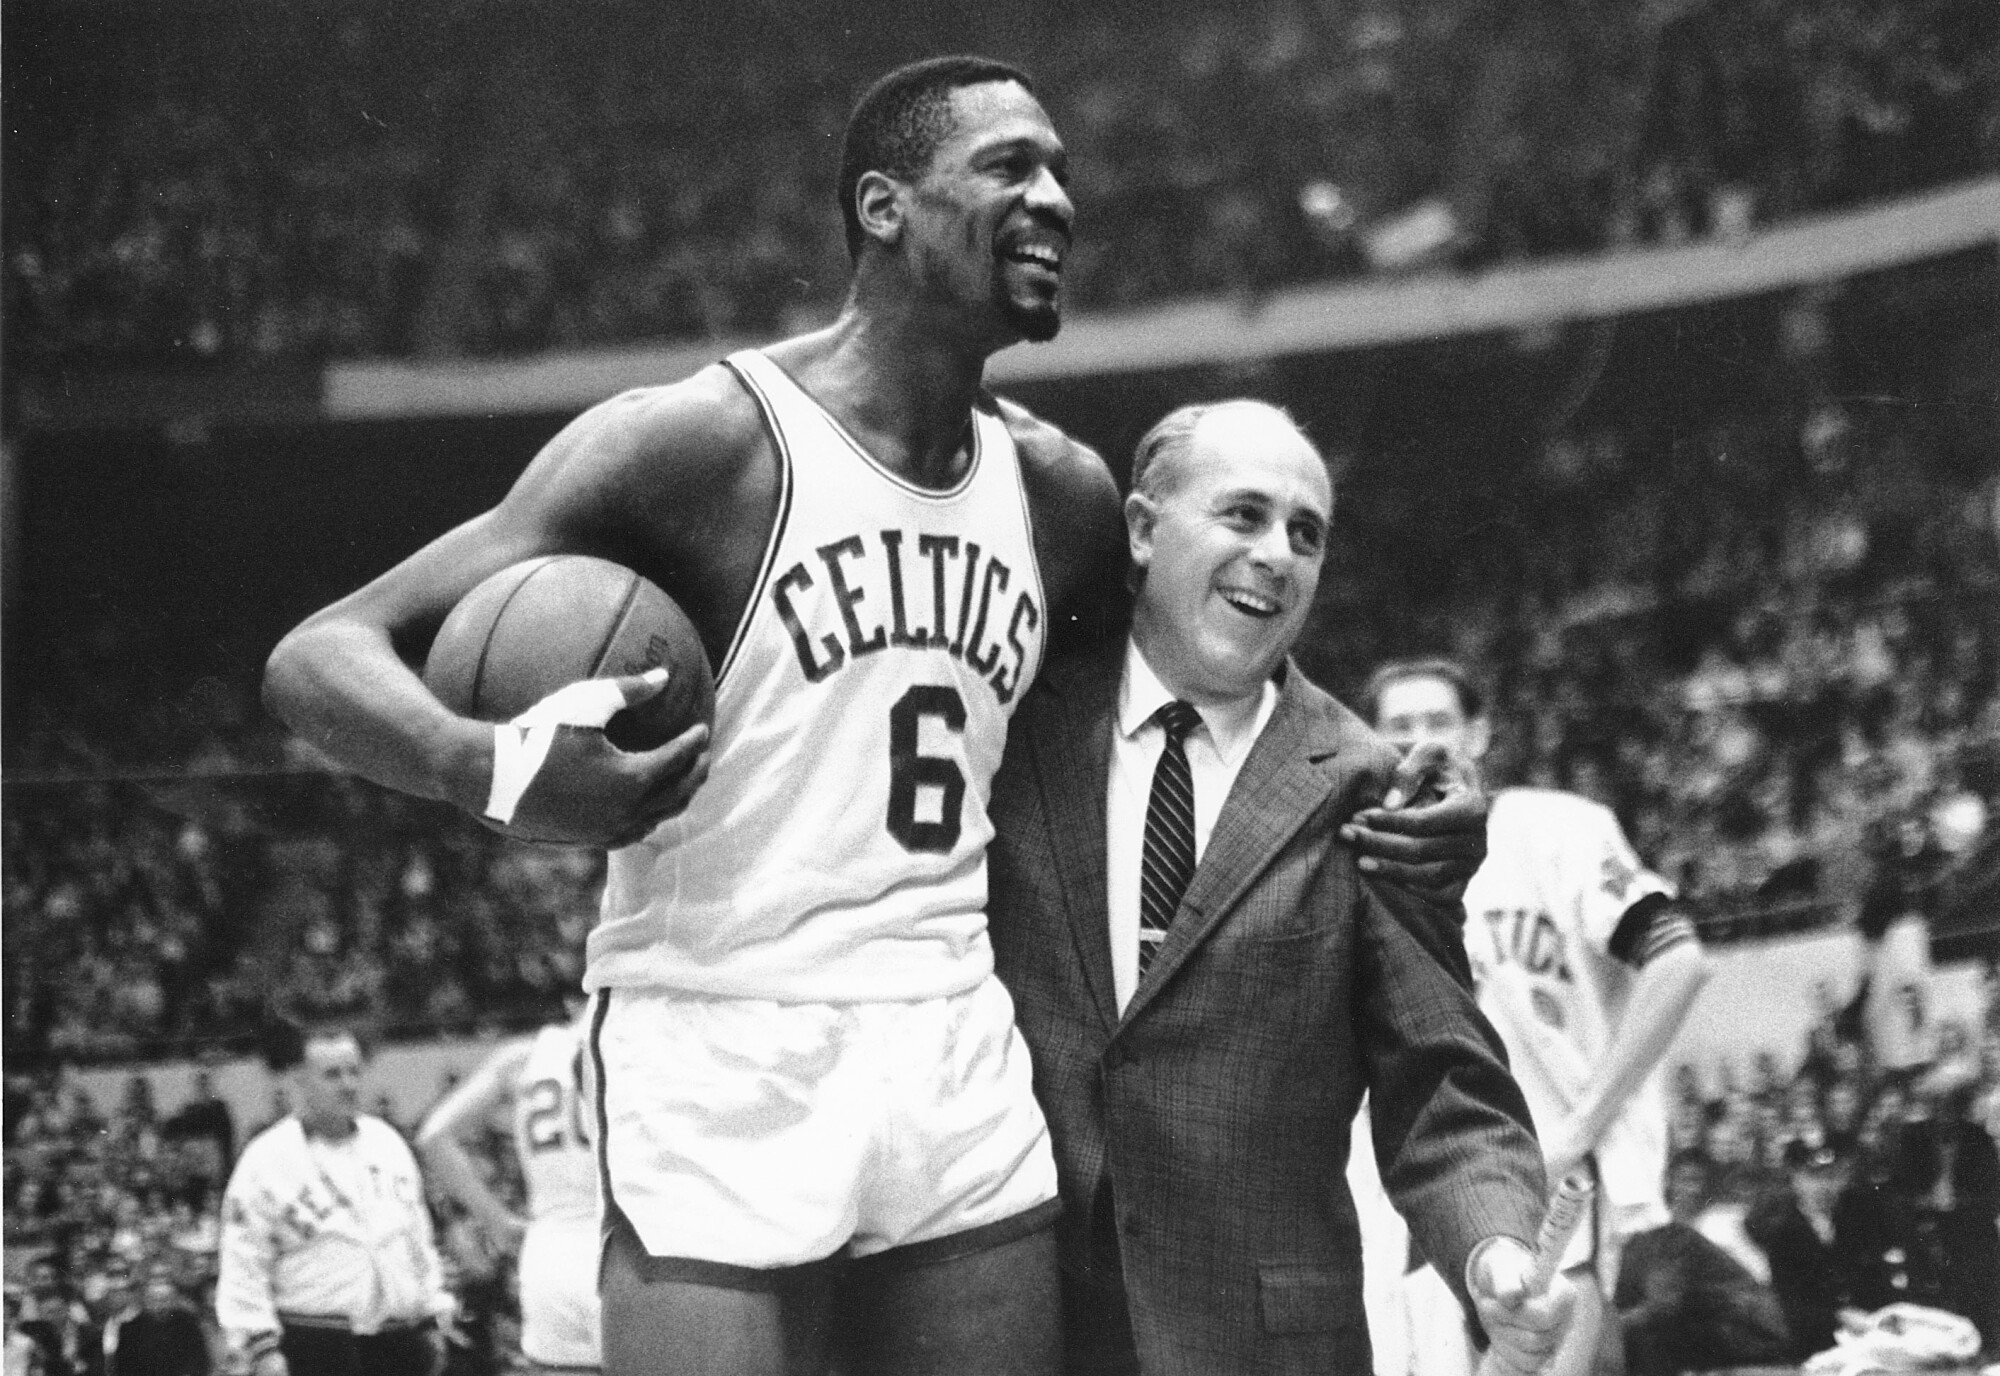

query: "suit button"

left=1105, top=1045, right=1133, bottom=1070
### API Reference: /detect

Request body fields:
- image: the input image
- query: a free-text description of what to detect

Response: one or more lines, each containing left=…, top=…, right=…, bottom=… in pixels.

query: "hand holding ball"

left=424, top=555, right=715, bottom=840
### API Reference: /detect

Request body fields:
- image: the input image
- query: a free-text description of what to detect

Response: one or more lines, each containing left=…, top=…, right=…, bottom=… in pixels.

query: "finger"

left=1342, top=825, right=1485, bottom=864
left=611, top=665, right=673, bottom=708
left=518, top=673, right=658, bottom=730
left=1349, top=792, right=1488, bottom=838
left=629, top=721, right=711, bottom=777
left=1384, top=741, right=1455, bottom=810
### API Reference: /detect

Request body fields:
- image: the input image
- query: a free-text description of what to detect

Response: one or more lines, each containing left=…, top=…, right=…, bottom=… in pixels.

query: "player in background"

left=1353, top=658, right=1711, bottom=1376
left=418, top=1005, right=600, bottom=1373
left=265, top=56, right=1484, bottom=1376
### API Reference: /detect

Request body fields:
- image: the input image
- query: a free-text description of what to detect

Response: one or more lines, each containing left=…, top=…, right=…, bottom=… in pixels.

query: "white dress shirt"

left=1105, top=639, right=1278, bottom=1012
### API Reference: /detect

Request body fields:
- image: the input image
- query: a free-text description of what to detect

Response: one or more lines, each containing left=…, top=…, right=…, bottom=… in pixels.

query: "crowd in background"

left=2, top=1058, right=532, bottom=1375
left=1650, top=966, right=2000, bottom=1360
left=5, top=0, right=1995, bottom=368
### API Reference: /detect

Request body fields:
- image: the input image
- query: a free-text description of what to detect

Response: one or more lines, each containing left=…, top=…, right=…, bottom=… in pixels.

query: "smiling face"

left=897, top=80, right=1073, bottom=344
left=1127, top=403, right=1331, bottom=708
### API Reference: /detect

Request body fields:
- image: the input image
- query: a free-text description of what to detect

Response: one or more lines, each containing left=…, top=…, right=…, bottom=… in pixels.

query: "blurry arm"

left=214, top=1152, right=285, bottom=1370
left=1546, top=907, right=1710, bottom=1178
left=416, top=1040, right=533, bottom=1253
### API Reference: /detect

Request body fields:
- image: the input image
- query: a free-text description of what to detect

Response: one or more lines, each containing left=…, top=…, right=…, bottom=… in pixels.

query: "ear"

left=1467, top=715, right=1493, bottom=763
left=1124, top=490, right=1157, bottom=572
left=855, top=171, right=905, bottom=250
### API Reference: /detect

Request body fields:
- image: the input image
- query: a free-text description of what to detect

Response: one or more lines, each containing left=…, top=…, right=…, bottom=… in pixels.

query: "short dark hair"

left=838, top=55, right=1035, bottom=261
left=262, top=1015, right=366, bottom=1073
left=1358, top=657, right=1486, bottom=727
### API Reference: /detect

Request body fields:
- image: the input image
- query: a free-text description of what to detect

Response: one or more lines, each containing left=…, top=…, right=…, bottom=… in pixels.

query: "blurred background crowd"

left=4, top=0, right=1997, bottom=1370
left=4, top=0, right=1996, bottom=367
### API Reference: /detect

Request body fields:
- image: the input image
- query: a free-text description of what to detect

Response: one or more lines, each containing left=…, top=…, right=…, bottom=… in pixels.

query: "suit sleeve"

left=1354, top=873, right=1547, bottom=1319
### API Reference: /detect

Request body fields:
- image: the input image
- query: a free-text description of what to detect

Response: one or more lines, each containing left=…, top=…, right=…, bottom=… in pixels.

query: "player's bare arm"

left=1542, top=901, right=1710, bottom=1180
left=263, top=366, right=782, bottom=845
left=416, top=1039, right=534, bottom=1255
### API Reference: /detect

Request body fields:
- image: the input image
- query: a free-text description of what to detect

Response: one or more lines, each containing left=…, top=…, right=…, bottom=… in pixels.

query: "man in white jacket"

left=217, top=1022, right=455, bottom=1376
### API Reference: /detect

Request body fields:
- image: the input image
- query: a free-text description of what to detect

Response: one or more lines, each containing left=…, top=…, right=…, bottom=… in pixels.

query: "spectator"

left=1615, top=1149, right=1792, bottom=1375
left=15, top=1256, right=99, bottom=1376
left=1898, top=1059, right=2000, bottom=1352
left=1746, top=1141, right=1906, bottom=1359
left=100, top=1273, right=208, bottom=1376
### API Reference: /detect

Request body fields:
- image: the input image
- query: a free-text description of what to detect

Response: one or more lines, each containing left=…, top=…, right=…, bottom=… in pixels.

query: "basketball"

left=423, top=555, right=715, bottom=753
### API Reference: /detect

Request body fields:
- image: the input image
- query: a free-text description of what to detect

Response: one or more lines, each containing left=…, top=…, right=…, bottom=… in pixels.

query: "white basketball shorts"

left=590, top=974, right=1058, bottom=1272
left=517, top=1215, right=601, bottom=1369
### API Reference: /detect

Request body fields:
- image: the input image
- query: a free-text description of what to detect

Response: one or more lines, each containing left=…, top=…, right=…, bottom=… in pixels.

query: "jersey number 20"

left=888, top=685, right=965, bottom=853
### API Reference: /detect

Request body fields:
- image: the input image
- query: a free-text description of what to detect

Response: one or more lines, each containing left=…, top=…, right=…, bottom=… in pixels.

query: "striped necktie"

left=1138, top=700, right=1202, bottom=980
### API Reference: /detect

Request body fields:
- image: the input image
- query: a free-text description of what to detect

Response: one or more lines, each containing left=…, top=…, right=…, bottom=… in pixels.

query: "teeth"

left=1011, top=245, right=1061, bottom=268
left=1223, top=590, right=1279, bottom=615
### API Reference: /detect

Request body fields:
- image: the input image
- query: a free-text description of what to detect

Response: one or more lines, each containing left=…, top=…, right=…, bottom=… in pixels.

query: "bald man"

left=986, top=401, right=1571, bottom=1375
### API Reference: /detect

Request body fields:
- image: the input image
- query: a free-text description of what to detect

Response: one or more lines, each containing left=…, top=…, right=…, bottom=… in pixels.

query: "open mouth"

left=1001, top=242, right=1064, bottom=281
left=1220, top=588, right=1281, bottom=619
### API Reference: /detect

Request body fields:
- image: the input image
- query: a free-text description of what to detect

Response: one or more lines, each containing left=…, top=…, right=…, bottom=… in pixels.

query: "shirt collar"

left=1117, top=637, right=1274, bottom=768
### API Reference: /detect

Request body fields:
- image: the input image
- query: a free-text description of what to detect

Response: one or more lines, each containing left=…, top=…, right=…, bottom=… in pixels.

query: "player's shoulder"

left=553, top=363, right=766, bottom=477
left=987, top=392, right=1118, bottom=509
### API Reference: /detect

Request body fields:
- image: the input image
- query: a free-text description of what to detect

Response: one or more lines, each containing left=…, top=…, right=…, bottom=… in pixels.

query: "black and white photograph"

left=4, top=2, right=1997, bottom=1373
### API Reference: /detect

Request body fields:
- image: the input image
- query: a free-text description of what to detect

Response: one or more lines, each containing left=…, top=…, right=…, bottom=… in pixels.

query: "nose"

left=1247, top=519, right=1293, bottom=570
left=1025, top=165, right=1073, bottom=230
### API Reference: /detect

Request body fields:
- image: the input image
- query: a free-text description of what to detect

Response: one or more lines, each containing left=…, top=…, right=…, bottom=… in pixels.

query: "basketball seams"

left=469, top=555, right=560, bottom=717
left=586, top=571, right=645, bottom=679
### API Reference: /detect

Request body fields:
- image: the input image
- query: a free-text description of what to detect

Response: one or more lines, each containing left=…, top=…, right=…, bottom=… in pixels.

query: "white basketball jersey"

left=586, top=349, right=1048, bottom=1003
left=1464, top=787, right=1673, bottom=1214
left=512, top=1019, right=600, bottom=1369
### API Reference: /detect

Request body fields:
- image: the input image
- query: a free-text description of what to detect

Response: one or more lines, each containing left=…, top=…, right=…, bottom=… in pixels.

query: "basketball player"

left=1352, top=659, right=1712, bottom=1376
left=265, top=57, right=1484, bottom=1376
left=417, top=1006, right=600, bottom=1373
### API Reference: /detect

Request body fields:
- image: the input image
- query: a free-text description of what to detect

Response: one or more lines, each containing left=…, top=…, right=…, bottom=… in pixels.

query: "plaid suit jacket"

left=988, top=644, right=1546, bottom=1375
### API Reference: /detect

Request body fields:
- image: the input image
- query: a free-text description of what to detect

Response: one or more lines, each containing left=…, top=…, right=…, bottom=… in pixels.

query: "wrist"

left=428, top=714, right=497, bottom=814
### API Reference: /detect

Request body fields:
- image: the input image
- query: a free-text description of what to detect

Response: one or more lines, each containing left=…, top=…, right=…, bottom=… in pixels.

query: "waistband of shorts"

left=277, top=1311, right=437, bottom=1336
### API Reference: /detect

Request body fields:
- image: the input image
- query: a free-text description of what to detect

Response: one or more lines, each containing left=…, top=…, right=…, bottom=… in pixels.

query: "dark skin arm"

left=262, top=367, right=779, bottom=846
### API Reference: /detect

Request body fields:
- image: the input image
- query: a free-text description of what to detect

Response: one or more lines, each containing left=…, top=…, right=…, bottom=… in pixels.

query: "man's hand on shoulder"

left=1341, top=740, right=1488, bottom=905
left=1468, top=1236, right=1575, bottom=1376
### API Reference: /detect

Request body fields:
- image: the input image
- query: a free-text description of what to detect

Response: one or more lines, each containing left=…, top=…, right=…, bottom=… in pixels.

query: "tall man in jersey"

left=264, top=57, right=1483, bottom=1376
left=418, top=1004, right=601, bottom=1373
left=1356, top=660, right=1712, bottom=1376
left=985, top=401, right=1571, bottom=1376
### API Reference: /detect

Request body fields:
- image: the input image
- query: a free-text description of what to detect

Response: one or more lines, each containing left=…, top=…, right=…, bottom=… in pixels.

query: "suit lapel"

left=1119, top=663, right=1344, bottom=1025
left=1028, top=646, right=1123, bottom=1031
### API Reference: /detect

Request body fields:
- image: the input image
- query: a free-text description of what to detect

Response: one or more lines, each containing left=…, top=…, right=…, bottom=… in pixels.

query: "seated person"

left=1746, top=1140, right=1910, bottom=1359
left=1616, top=1150, right=1792, bottom=1376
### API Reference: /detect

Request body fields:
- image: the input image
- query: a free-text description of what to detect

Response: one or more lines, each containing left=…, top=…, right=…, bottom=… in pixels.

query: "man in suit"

left=987, top=399, right=1571, bottom=1375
